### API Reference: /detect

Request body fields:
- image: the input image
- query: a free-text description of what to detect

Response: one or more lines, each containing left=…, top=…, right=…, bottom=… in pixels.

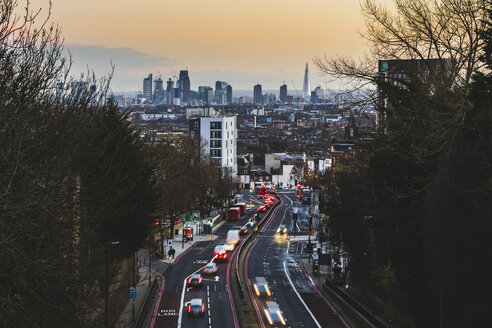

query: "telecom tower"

left=302, top=62, right=310, bottom=99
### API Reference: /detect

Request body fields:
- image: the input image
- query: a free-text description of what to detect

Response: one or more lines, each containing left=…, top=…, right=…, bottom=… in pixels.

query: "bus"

left=301, top=188, right=311, bottom=204
left=228, top=207, right=241, bottom=220
left=236, top=202, right=246, bottom=215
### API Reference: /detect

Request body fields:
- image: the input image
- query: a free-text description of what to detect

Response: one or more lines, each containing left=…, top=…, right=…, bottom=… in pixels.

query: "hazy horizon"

left=26, top=0, right=394, bottom=91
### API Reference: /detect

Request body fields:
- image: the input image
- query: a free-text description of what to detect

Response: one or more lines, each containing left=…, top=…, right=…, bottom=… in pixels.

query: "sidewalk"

left=114, top=217, right=226, bottom=327
left=114, top=265, right=157, bottom=328
left=157, top=220, right=225, bottom=264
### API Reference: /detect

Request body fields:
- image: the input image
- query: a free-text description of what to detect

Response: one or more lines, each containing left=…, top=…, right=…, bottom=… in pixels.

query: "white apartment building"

left=189, top=116, right=237, bottom=178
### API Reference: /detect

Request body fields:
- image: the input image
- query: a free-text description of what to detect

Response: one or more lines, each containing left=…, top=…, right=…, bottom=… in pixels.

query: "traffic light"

left=249, top=188, right=253, bottom=193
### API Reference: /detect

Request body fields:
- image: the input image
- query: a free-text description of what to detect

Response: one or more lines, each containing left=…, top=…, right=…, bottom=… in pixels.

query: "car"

left=264, top=301, right=286, bottom=326
left=257, top=195, right=264, bottom=199
left=187, top=274, right=202, bottom=287
left=224, top=242, right=235, bottom=252
left=257, top=206, right=267, bottom=212
left=253, top=277, right=271, bottom=297
left=213, top=245, right=228, bottom=261
left=187, top=298, right=205, bottom=316
left=239, top=226, right=249, bottom=235
left=203, top=262, right=217, bottom=274
left=277, top=224, right=287, bottom=234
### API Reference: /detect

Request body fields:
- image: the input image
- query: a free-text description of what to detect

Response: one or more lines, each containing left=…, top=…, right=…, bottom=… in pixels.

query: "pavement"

left=113, top=218, right=226, bottom=328
left=156, top=220, right=225, bottom=264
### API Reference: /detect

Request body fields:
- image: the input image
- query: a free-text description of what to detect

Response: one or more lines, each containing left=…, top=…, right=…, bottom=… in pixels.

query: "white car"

left=223, top=242, right=235, bottom=252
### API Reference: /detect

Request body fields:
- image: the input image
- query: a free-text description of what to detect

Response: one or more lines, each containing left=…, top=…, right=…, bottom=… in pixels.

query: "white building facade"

left=189, top=116, right=237, bottom=178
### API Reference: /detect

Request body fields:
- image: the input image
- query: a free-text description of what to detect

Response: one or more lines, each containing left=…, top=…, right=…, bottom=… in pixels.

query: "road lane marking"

left=177, top=264, right=209, bottom=328
left=283, top=261, right=322, bottom=328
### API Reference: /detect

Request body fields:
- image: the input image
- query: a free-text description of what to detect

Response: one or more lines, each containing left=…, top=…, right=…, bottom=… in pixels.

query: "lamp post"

left=105, top=241, right=120, bottom=328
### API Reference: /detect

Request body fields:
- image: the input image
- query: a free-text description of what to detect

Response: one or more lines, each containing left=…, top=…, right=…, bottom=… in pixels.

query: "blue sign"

left=129, top=287, right=137, bottom=300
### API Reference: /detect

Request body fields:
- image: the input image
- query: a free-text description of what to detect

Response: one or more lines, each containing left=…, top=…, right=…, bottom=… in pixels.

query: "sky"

left=27, top=0, right=393, bottom=92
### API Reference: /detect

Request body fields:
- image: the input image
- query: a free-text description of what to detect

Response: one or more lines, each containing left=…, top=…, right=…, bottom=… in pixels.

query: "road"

left=149, top=191, right=263, bottom=328
left=244, top=192, right=350, bottom=328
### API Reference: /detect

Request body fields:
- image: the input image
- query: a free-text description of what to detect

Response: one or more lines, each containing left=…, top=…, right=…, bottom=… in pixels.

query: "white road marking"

left=283, top=261, right=322, bottom=328
left=177, top=264, right=209, bottom=328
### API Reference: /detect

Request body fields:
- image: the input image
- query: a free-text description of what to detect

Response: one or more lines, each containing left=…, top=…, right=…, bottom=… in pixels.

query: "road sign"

left=168, top=240, right=172, bottom=247
left=129, top=287, right=137, bottom=300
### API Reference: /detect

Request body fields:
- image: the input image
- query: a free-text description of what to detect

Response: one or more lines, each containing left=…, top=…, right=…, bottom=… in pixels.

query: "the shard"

left=303, top=62, right=310, bottom=99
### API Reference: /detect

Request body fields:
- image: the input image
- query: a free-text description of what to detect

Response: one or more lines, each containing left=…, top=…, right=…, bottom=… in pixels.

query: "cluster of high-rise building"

left=142, top=70, right=192, bottom=105
left=140, top=70, right=234, bottom=106
left=134, top=62, right=330, bottom=107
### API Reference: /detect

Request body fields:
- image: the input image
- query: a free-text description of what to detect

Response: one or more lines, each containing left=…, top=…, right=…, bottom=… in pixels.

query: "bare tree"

left=315, top=0, right=488, bottom=89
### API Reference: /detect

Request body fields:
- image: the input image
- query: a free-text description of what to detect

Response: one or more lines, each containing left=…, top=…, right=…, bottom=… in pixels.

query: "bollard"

left=209, top=234, right=212, bottom=240
left=168, top=256, right=172, bottom=263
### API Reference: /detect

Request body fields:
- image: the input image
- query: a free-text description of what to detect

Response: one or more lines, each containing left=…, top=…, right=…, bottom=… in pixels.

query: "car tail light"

left=224, top=254, right=227, bottom=259
left=198, top=277, right=202, bottom=283
left=214, top=254, right=218, bottom=259
left=188, top=278, right=192, bottom=284
left=188, top=305, right=191, bottom=312
left=201, top=304, right=205, bottom=312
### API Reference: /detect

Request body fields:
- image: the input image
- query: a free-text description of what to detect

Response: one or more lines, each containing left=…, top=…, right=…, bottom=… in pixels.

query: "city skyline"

left=26, top=0, right=394, bottom=91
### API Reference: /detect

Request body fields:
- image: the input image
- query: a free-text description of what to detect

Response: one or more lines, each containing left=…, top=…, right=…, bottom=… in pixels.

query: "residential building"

left=189, top=116, right=237, bottom=177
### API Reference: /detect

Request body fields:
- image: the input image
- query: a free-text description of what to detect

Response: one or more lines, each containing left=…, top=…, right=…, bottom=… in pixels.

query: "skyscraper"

left=143, top=74, right=153, bottom=103
left=253, top=84, right=262, bottom=104
left=153, top=77, right=164, bottom=104
left=280, top=84, right=287, bottom=103
left=226, top=85, right=233, bottom=104
left=178, top=70, right=191, bottom=102
left=198, top=86, right=213, bottom=104
left=166, top=78, right=174, bottom=105
left=302, top=62, right=310, bottom=99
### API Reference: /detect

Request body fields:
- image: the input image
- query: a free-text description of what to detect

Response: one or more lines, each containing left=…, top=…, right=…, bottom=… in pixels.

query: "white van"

left=226, top=229, right=240, bottom=245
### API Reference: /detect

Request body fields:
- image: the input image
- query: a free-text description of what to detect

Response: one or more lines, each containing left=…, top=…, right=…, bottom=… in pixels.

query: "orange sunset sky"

left=28, top=0, right=394, bottom=91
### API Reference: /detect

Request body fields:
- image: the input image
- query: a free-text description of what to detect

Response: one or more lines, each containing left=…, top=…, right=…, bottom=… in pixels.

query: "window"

left=211, top=149, right=222, bottom=157
left=210, top=121, right=222, bottom=129
left=210, top=131, right=222, bottom=139
left=210, top=140, right=222, bottom=148
left=194, top=122, right=198, bottom=130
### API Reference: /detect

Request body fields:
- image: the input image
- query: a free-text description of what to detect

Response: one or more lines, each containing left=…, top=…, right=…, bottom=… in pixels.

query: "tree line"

left=0, top=1, right=234, bottom=326
left=316, top=0, right=491, bottom=327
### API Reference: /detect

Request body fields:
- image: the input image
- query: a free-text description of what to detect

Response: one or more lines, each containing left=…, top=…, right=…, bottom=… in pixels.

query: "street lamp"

left=105, top=241, right=120, bottom=328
